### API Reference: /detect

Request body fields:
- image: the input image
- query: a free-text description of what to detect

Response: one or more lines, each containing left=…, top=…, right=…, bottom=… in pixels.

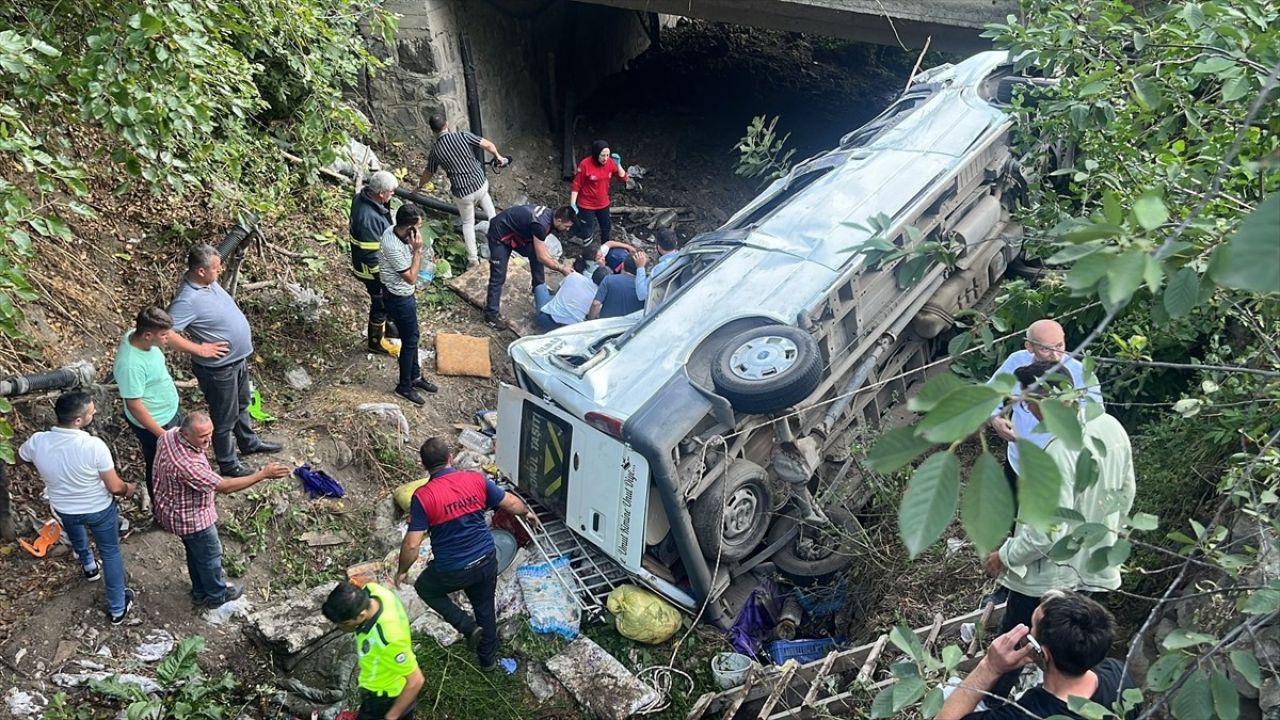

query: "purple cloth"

left=295, top=464, right=345, bottom=499
left=729, top=583, right=781, bottom=657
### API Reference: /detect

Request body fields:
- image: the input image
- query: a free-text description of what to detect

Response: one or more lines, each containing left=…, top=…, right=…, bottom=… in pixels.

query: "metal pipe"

left=0, top=360, right=96, bottom=398
left=817, top=335, right=893, bottom=438
left=459, top=34, right=485, bottom=164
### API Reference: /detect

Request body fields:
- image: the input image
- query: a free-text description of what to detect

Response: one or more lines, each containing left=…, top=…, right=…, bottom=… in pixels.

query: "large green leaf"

left=1038, top=400, right=1083, bottom=452
left=1212, top=193, right=1280, bottom=293
left=1210, top=670, right=1240, bottom=720
left=866, top=426, right=936, bottom=474
left=907, top=372, right=965, bottom=413
left=961, top=453, right=1014, bottom=555
left=915, top=385, right=1003, bottom=443
left=1147, top=652, right=1191, bottom=691
left=1163, top=267, right=1200, bottom=318
left=1230, top=651, right=1261, bottom=688
left=892, top=676, right=927, bottom=712
left=1133, top=192, right=1169, bottom=230
left=898, top=452, right=961, bottom=558
left=1242, top=588, right=1280, bottom=615
left=1015, top=440, right=1062, bottom=531
left=890, top=624, right=927, bottom=662
left=1105, top=250, right=1147, bottom=307
left=870, top=685, right=896, bottom=718
left=1171, top=669, right=1214, bottom=720
left=1162, top=629, right=1215, bottom=651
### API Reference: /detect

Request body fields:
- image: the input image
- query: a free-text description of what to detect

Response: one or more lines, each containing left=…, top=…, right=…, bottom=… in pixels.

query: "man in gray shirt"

left=167, top=245, right=281, bottom=476
left=378, top=204, right=438, bottom=405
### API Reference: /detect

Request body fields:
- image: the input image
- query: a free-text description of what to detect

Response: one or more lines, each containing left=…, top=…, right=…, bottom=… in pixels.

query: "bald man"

left=987, top=319, right=1104, bottom=477
left=153, top=412, right=290, bottom=608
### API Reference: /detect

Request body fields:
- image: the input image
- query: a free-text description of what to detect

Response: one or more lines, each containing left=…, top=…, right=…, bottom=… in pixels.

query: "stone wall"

left=360, top=0, right=654, bottom=151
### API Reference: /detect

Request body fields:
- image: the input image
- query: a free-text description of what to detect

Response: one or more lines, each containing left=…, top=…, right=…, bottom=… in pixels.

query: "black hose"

left=460, top=34, right=485, bottom=164
left=217, top=212, right=261, bottom=262
left=0, top=368, right=84, bottom=397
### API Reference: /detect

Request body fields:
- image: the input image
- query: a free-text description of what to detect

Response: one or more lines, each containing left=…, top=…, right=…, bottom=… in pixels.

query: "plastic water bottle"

left=416, top=261, right=436, bottom=289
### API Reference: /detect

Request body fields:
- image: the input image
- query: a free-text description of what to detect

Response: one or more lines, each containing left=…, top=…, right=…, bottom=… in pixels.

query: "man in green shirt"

left=323, top=581, right=424, bottom=720
left=114, top=307, right=182, bottom=498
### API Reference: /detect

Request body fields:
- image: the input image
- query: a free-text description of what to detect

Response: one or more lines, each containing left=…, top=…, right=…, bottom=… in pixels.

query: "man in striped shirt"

left=153, top=411, right=290, bottom=608
left=417, top=114, right=507, bottom=267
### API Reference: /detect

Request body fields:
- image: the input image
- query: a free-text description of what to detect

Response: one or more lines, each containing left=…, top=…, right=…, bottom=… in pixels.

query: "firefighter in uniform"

left=322, top=580, right=423, bottom=720
left=349, top=170, right=401, bottom=357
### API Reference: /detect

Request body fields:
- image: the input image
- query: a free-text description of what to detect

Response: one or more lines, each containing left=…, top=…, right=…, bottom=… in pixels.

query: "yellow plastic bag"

left=393, top=477, right=430, bottom=512
left=607, top=584, right=682, bottom=645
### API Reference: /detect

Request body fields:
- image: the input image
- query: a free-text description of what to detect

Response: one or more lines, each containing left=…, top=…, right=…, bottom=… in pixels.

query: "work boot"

left=367, top=322, right=400, bottom=358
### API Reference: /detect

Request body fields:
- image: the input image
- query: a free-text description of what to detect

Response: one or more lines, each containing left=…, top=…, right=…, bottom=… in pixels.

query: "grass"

left=402, top=611, right=729, bottom=720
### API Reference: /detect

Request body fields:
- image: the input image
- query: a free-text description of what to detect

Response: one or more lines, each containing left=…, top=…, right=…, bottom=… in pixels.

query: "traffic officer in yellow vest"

left=349, top=170, right=401, bottom=357
left=323, top=580, right=423, bottom=720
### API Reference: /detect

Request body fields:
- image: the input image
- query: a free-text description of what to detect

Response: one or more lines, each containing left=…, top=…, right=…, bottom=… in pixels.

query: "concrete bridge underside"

left=572, top=0, right=1018, bottom=53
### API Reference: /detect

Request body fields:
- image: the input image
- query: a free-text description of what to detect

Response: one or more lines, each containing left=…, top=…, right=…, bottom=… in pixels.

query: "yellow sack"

left=393, top=477, right=430, bottom=512
left=607, top=584, right=682, bottom=645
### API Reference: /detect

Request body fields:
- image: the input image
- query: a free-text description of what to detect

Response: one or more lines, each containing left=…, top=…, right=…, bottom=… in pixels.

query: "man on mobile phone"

left=378, top=204, right=439, bottom=406
left=937, top=591, right=1138, bottom=720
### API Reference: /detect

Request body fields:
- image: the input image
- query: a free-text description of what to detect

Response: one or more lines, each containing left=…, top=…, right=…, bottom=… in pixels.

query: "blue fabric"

left=634, top=250, right=680, bottom=300
left=56, top=502, right=126, bottom=615
left=604, top=247, right=628, bottom=272
left=407, top=468, right=506, bottom=571
left=594, top=273, right=643, bottom=319
left=533, top=284, right=562, bottom=330
left=180, top=524, right=229, bottom=605
left=296, top=464, right=344, bottom=498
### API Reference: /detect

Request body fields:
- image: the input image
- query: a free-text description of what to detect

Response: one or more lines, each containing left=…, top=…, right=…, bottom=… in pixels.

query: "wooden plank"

left=699, top=603, right=1007, bottom=717
left=756, top=664, right=798, bottom=719
left=855, top=635, right=888, bottom=685
left=446, top=255, right=561, bottom=337
left=720, top=667, right=760, bottom=720
left=924, top=612, right=945, bottom=650
left=968, top=601, right=997, bottom=657
left=801, top=651, right=839, bottom=706
left=687, top=692, right=717, bottom=720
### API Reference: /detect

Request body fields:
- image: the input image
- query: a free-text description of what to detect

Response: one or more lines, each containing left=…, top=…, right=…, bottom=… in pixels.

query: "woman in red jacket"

left=569, top=139, right=628, bottom=245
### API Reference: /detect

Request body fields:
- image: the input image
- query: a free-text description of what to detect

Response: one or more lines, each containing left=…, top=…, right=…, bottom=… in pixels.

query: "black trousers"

left=191, top=358, right=261, bottom=471
left=359, top=275, right=388, bottom=325
left=383, top=293, right=421, bottom=394
left=126, top=412, right=182, bottom=498
left=414, top=552, right=498, bottom=666
left=484, top=240, right=545, bottom=317
left=573, top=207, right=612, bottom=243
left=357, top=691, right=415, bottom=720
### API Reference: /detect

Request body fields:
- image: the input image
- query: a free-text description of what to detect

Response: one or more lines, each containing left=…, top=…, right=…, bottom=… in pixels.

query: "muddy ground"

left=0, top=22, right=987, bottom=719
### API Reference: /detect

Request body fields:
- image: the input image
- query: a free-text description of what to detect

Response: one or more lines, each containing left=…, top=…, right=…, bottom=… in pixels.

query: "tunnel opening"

left=561, top=19, right=944, bottom=235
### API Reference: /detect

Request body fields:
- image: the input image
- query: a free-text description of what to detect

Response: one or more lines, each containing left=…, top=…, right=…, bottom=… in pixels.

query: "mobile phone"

left=1024, top=635, right=1043, bottom=655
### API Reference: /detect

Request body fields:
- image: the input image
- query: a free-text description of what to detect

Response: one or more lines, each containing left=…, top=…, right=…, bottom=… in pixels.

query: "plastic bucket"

left=711, top=652, right=754, bottom=690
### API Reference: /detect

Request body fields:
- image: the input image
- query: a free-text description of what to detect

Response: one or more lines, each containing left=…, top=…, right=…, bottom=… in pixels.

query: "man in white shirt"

left=18, top=391, right=138, bottom=624
left=635, top=229, right=681, bottom=302
left=534, top=256, right=609, bottom=330
left=987, top=319, right=1103, bottom=478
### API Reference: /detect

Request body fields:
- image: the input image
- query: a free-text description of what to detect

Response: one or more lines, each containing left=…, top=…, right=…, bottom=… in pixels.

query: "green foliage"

left=733, top=115, right=795, bottom=184
left=44, top=692, right=93, bottom=720
left=87, top=636, right=237, bottom=719
left=870, top=0, right=1279, bottom=715
left=0, top=0, right=393, bottom=459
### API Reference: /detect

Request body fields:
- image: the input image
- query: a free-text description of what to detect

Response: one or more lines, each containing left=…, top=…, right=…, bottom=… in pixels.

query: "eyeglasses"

left=1027, top=339, right=1066, bottom=352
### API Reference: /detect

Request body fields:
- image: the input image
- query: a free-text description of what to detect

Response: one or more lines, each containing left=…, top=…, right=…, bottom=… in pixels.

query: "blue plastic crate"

left=766, top=636, right=847, bottom=665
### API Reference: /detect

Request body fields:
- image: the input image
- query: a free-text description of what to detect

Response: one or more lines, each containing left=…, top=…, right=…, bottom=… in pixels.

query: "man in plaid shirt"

left=153, top=411, right=290, bottom=609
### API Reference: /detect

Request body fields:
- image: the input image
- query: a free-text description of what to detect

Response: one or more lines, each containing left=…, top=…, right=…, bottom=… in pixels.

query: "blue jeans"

left=383, top=292, right=421, bottom=393
left=180, top=525, right=229, bottom=605
left=532, top=284, right=562, bottom=331
left=56, top=502, right=126, bottom=616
